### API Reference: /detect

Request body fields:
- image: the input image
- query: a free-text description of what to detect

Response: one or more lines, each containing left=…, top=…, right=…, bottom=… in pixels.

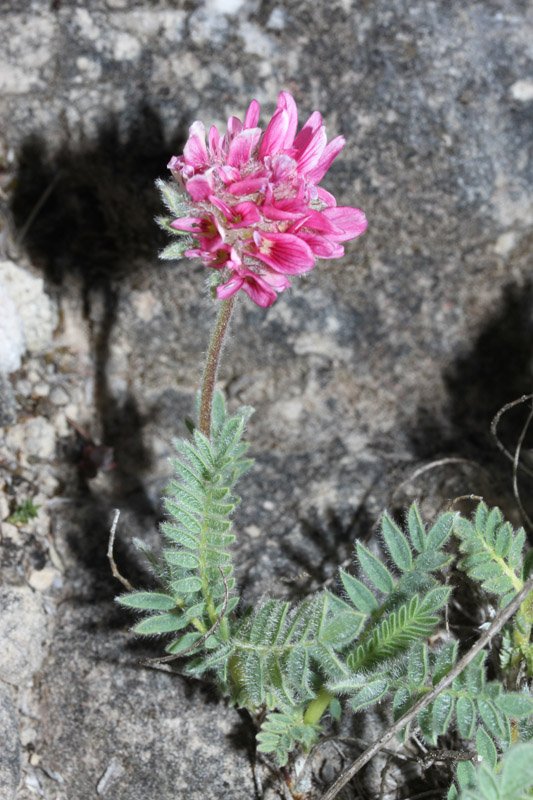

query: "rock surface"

left=0, top=262, right=57, bottom=356
left=0, top=588, right=46, bottom=687
left=0, top=685, right=21, bottom=800
left=0, top=281, right=25, bottom=374
left=0, top=1, right=532, bottom=799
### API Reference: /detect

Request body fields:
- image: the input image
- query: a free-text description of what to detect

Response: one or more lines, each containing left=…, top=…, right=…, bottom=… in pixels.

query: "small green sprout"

left=6, top=498, right=40, bottom=526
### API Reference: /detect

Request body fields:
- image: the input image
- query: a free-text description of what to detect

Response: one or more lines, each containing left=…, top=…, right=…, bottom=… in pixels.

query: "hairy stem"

left=198, top=297, right=236, bottom=438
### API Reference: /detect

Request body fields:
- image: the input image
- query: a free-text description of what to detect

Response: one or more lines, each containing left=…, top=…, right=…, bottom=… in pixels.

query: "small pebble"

left=1, top=522, right=22, bottom=545
left=21, top=727, right=38, bottom=747
left=0, top=494, right=10, bottom=519
left=16, top=379, right=32, bottom=396
left=33, top=382, right=49, bottom=398
left=23, top=418, right=56, bottom=460
left=28, top=567, right=60, bottom=593
left=49, top=386, right=69, bottom=406
left=266, top=7, right=286, bottom=30
left=510, top=78, right=533, bottom=102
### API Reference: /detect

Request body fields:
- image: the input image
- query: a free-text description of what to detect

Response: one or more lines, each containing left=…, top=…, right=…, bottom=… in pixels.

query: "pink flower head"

left=164, top=92, right=367, bottom=307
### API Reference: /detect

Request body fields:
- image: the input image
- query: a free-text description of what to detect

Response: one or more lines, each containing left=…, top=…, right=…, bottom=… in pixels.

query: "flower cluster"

left=165, top=91, right=367, bottom=307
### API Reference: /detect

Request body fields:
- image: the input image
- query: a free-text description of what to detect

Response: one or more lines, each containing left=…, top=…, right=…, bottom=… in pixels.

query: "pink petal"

left=289, top=209, right=337, bottom=235
left=267, top=153, right=298, bottom=182
left=226, top=246, right=242, bottom=268
left=209, top=195, right=233, bottom=217
left=259, top=109, right=291, bottom=158
left=217, top=275, right=244, bottom=300
left=277, top=91, right=298, bottom=148
left=241, top=277, right=278, bottom=307
left=168, top=155, right=193, bottom=180
left=185, top=173, right=214, bottom=201
left=322, top=207, right=368, bottom=241
left=306, top=135, right=346, bottom=183
left=226, top=128, right=262, bottom=167
left=167, top=155, right=181, bottom=172
left=198, top=230, right=225, bottom=253
left=183, top=121, right=209, bottom=169
left=226, top=115, right=243, bottom=138
left=217, top=165, right=241, bottom=184
left=297, top=232, right=345, bottom=258
left=295, top=125, right=327, bottom=175
left=253, top=231, right=315, bottom=274
left=170, top=216, right=203, bottom=232
left=316, top=186, right=337, bottom=207
left=207, top=246, right=234, bottom=268
left=257, top=269, right=291, bottom=290
left=208, top=125, right=222, bottom=158
left=244, top=99, right=261, bottom=129
left=232, top=201, right=262, bottom=225
left=293, top=111, right=323, bottom=152
left=227, top=266, right=287, bottom=305
left=228, top=175, right=267, bottom=195
left=262, top=202, right=308, bottom=221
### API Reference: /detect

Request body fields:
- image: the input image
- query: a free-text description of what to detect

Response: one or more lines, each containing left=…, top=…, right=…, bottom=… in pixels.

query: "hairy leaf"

left=356, top=541, right=394, bottom=594
left=117, top=592, right=176, bottom=611
left=381, top=512, right=412, bottom=571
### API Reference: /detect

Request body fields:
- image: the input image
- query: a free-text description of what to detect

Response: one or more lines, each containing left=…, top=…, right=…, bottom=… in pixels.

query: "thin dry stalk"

left=107, top=509, right=134, bottom=591
left=491, top=394, right=533, bottom=480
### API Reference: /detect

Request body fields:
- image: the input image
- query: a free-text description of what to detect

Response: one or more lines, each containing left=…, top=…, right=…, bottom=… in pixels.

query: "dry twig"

left=491, top=394, right=533, bottom=480
left=107, top=509, right=133, bottom=591
left=512, top=398, right=533, bottom=530
left=392, top=458, right=489, bottom=502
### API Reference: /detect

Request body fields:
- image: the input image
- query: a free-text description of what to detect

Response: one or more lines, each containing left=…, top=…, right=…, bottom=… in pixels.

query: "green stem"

left=198, top=297, right=236, bottom=438
left=303, top=687, right=333, bottom=726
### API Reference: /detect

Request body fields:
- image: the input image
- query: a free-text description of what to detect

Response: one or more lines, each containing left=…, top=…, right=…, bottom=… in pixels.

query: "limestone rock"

left=0, top=375, right=18, bottom=426
left=0, top=262, right=57, bottom=358
left=0, top=587, right=46, bottom=687
left=0, top=282, right=25, bottom=374
left=0, top=684, right=21, bottom=800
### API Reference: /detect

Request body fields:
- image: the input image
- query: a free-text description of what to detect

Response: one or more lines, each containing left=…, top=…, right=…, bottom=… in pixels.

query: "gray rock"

left=0, top=587, right=46, bottom=687
left=0, top=281, right=25, bottom=374
left=0, top=1, right=532, bottom=799
left=38, top=602, right=256, bottom=800
left=0, top=262, right=57, bottom=355
left=0, top=684, right=21, bottom=799
left=5, top=417, right=57, bottom=462
left=0, top=375, right=18, bottom=427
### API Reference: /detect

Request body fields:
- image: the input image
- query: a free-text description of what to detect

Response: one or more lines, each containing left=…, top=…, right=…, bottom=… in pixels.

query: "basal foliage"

left=117, top=397, right=532, bottom=779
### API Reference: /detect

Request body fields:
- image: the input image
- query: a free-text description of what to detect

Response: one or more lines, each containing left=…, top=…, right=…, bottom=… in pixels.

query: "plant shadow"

left=408, top=280, right=533, bottom=532
left=411, top=281, right=533, bottom=463
left=10, top=104, right=187, bottom=597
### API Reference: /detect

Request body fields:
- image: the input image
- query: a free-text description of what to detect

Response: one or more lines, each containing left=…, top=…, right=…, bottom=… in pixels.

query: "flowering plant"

left=114, top=93, right=533, bottom=800
left=159, top=91, right=367, bottom=306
